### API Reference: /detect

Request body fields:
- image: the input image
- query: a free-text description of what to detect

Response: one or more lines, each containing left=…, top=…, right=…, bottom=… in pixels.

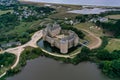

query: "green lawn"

left=6, top=20, right=42, bottom=35
left=105, top=39, right=120, bottom=52
left=49, top=12, right=79, bottom=19
left=74, top=22, right=104, bottom=37
left=0, top=10, right=13, bottom=15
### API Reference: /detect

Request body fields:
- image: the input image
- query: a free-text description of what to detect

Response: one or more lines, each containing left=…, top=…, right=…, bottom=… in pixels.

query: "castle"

left=42, top=24, right=79, bottom=54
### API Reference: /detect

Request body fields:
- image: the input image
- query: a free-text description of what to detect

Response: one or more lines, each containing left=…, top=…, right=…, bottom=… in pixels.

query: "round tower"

left=42, top=28, right=48, bottom=40
left=60, top=40, right=68, bottom=54
left=74, top=36, right=79, bottom=47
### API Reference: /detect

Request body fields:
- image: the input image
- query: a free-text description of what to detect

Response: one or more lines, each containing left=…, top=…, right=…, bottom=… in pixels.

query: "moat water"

left=6, top=40, right=111, bottom=80
left=37, top=39, right=81, bottom=53
left=22, top=0, right=120, bottom=7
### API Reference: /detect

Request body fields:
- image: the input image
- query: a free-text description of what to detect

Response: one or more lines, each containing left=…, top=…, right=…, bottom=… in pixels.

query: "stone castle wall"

left=42, top=24, right=79, bottom=53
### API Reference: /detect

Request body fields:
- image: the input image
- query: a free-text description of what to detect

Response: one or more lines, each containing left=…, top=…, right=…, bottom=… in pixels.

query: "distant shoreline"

left=19, top=0, right=120, bottom=8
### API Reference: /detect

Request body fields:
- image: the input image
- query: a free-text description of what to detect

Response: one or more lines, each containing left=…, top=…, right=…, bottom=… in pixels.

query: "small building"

left=1, top=42, right=21, bottom=48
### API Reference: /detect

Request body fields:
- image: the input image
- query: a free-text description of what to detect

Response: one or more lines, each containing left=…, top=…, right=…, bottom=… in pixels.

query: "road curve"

left=81, top=29, right=102, bottom=50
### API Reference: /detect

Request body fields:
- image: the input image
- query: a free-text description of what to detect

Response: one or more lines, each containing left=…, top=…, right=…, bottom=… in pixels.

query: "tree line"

left=96, top=20, right=120, bottom=38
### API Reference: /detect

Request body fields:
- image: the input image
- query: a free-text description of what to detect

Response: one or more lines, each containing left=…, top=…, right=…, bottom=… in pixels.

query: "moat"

left=37, top=39, right=81, bottom=54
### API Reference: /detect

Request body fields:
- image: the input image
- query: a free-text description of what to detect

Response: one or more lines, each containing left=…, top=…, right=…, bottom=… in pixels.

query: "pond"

left=7, top=57, right=111, bottom=80
left=6, top=40, right=111, bottom=80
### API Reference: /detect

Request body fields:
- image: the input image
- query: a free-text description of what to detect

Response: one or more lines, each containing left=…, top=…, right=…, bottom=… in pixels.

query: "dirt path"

left=0, top=30, right=43, bottom=78
left=5, top=30, right=43, bottom=69
left=81, top=29, right=102, bottom=49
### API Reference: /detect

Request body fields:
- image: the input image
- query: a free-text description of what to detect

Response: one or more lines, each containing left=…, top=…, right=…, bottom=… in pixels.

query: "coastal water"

left=7, top=57, right=111, bottom=80
left=22, top=0, right=120, bottom=7
left=68, top=8, right=120, bottom=14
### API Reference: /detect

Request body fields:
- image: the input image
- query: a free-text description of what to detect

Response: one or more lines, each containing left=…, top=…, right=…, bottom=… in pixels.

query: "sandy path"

left=5, top=30, right=43, bottom=69
left=81, top=29, right=102, bottom=49
left=0, top=30, right=43, bottom=78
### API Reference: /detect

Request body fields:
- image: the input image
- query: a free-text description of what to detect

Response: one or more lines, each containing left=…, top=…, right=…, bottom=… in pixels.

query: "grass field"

left=48, top=3, right=81, bottom=19
left=6, top=20, right=42, bottom=35
left=106, top=14, right=120, bottom=20
left=105, top=39, right=120, bottom=52
left=0, top=10, right=13, bottom=15
left=49, top=12, right=79, bottom=19
left=74, top=22, right=104, bottom=37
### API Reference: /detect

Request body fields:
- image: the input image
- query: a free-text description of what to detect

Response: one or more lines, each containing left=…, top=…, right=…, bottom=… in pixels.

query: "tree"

left=0, top=52, right=16, bottom=67
left=96, top=20, right=120, bottom=37
left=71, top=47, right=90, bottom=64
left=111, top=59, right=120, bottom=77
left=96, top=50, right=111, bottom=60
left=99, top=59, right=120, bottom=78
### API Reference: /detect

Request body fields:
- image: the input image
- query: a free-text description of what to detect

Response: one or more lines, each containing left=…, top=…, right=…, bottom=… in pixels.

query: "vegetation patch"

left=97, top=50, right=120, bottom=78
left=0, top=3, right=55, bottom=48
left=96, top=19, right=120, bottom=37
left=0, top=10, right=13, bottom=15
left=0, top=52, right=16, bottom=75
